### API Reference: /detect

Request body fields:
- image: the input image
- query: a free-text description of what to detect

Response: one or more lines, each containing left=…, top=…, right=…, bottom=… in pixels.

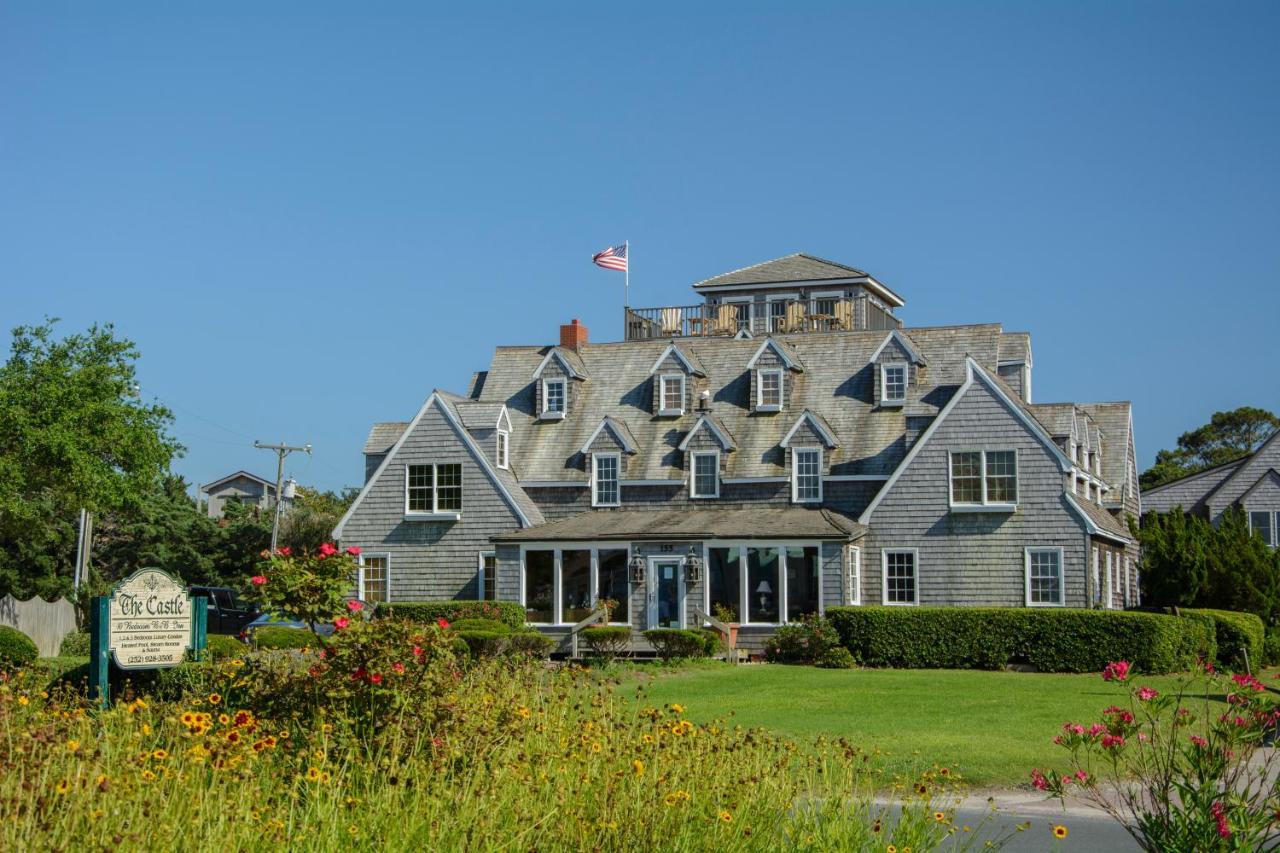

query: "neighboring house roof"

left=201, top=470, right=276, bottom=492
left=492, top=506, right=865, bottom=543
left=691, top=252, right=905, bottom=308
left=476, top=324, right=1005, bottom=482
left=363, top=422, right=409, bottom=455
left=1066, top=492, right=1134, bottom=544
left=998, top=331, right=1033, bottom=366
left=1141, top=457, right=1248, bottom=515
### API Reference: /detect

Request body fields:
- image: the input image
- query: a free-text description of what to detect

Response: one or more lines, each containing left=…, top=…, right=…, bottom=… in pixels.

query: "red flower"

left=352, top=667, right=366, bottom=681
left=1102, top=660, right=1131, bottom=682
left=250, top=575, right=267, bottom=586
left=345, top=546, right=361, bottom=556
left=393, top=662, right=405, bottom=674
left=1030, top=769, right=1049, bottom=791
left=436, top=618, right=450, bottom=629
left=412, top=645, right=423, bottom=657
left=334, top=617, right=350, bottom=630
left=276, top=547, right=292, bottom=556
left=318, top=542, right=339, bottom=558
left=347, top=599, right=364, bottom=613
left=1136, top=686, right=1159, bottom=701
left=369, top=673, right=383, bottom=684
left=1101, top=734, right=1125, bottom=750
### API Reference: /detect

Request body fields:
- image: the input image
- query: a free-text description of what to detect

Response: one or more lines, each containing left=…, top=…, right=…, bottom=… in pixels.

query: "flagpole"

left=624, top=239, right=630, bottom=308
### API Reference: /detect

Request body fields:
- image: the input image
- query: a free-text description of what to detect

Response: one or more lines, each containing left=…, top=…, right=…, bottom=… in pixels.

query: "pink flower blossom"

left=369, top=673, right=383, bottom=685
left=1102, top=660, right=1131, bottom=682
left=250, top=575, right=267, bottom=586
left=1232, top=673, right=1265, bottom=692
left=1190, top=735, right=1208, bottom=748
left=393, top=662, right=405, bottom=674
left=1088, top=723, right=1107, bottom=737
left=347, top=599, right=364, bottom=612
left=1030, top=769, right=1049, bottom=791
left=318, top=542, right=339, bottom=558
left=345, top=545, right=361, bottom=556
left=437, top=618, right=450, bottom=629
left=412, top=645, right=423, bottom=657
left=334, top=616, right=350, bottom=630
left=276, top=547, right=291, bottom=556
left=1074, top=770, right=1088, bottom=783
left=1101, top=734, right=1125, bottom=750
left=1136, top=686, right=1159, bottom=701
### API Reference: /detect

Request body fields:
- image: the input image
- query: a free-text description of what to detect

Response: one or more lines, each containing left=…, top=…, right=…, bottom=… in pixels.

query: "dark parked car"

left=243, top=601, right=373, bottom=640
left=189, top=586, right=262, bottom=635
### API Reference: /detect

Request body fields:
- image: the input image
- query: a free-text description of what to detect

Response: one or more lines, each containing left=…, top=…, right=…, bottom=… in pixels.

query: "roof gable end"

left=746, top=337, right=804, bottom=371
left=780, top=410, right=840, bottom=448
left=579, top=416, right=638, bottom=455
left=677, top=414, right=737, bottom=451
left=532, top=347, right=588, bottom=380
left=868, top=329, right=926, bottom=365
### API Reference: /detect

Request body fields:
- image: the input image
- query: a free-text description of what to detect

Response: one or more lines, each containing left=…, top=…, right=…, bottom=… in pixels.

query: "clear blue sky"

left=3, top=2, right=1277, bottom=494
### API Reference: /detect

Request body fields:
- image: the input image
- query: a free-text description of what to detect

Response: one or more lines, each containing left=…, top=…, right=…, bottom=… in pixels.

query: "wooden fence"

left=0, top=595, right=78, bottom=657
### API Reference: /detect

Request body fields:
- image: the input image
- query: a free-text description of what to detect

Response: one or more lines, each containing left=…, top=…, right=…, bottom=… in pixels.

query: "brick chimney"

left=560, top=318, right=589, bottom=350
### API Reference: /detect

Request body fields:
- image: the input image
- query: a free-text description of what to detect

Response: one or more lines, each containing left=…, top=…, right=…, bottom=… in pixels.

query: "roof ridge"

left=691, top=252, right=805, bottom=287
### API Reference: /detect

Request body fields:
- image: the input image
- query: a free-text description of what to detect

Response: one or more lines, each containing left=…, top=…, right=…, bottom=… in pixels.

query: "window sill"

left=1026, top=601, right=1066, bottom=608
left=882, top=600, right=919, bottom=607
left=402, top=512, right=462, bottom=522
left=690, top=494, right=719, bottom=500
left=949, top=503, right=1017, bottom=514
left=592, top=502, right=621, bottom=509
left=879, top=399, right=905, bottom=408
left=658, top=409, right=684, bottom=417
left=755, top=404, right=782, bottom=413
left=538, top=411, right=566, bottom=421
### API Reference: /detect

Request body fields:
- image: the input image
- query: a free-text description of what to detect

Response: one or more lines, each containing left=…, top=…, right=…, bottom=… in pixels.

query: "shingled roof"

left=475, top=324, right=1003, bottom=482
left=493, top=506, right=864, bottom=542
left=363, top=422, right=409, bottom=455
left=691, top=253, right=906, bottom=307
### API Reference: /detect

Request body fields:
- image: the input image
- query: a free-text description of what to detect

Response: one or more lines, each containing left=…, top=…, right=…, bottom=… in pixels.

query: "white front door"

left=647, top=558, right=684, bottom=629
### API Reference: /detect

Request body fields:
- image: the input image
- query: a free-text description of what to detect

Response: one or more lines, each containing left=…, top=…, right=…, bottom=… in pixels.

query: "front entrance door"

left=648, top=559, right=684, bottom=629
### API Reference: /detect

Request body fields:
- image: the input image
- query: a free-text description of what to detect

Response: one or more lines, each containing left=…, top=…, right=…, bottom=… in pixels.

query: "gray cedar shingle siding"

left=1141, top=460, right=1245, bottom=517
left=1206, top=431, right=1280, bottom=522
left=337, top=400, right=528, bottom=601
left=859, top=376, right=1090, bottom=608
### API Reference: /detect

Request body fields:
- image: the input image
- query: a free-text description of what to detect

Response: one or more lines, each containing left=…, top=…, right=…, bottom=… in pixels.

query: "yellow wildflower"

left=1053, top=825, right=1069, bottom=839
left=719, top=810, right=732, bottom=823
left=66, top=740, right=80, bottom=753
left=633, top=759, right=644, bottom=777
left=17, top=696, right=28, bottom=706
left=55, top=779, right=71, bottom=796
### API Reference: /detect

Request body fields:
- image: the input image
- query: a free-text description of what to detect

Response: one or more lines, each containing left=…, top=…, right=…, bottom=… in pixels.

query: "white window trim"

left=881, top=548, right=919, bottom=606
left=1249, top=511, right=1277, bottom=547
left=403, top=463, right=463, bottom=521
left=540, top=377, right=567, bottom=420
left=880, top=362, right=908, bottom=407
left=700, top=540, right=826, bottom=627
left=591, top=452, right=621, bottom=508
left=756, top=367, right=784, bottom=412
left=477, top=551, right=496, bottom=600
left=658, top=373, right=685, bottom=417
left=689, top=450, right=720, bottom=499
left=764, top=292, right=799, bottom=332
left=1104, top=551, right=1114, bottom=609
left=518, top=542, right=633, bottom=626
left=496, top=430, right=509, bottom=470
left=1024, top=547, right=1065, bottom=607
left=791, top=446, right=823, bottom=504
left=358, top=552, right=391, bottom=602
left=847, top=544, right=861, bottom=606
left=947, top=449, right=1019, bottom=512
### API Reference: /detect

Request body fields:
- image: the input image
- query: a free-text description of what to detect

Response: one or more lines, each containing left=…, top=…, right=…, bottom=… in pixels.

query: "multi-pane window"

left=1026, top=548, right=1063, bottom=606
left=1250, top=512, right=1276, bottom=547
left=691, top=452, right=719, bottom=498
left=847, top=545, right=861, bottom=605
left=496, top=431, right=509, bottom=469
left=593, top=454, right=620, bottom=506
left=542, top=378, right=566, bottom=416
left=792, top=448, right=821, bottom=503
left=757, top=369, right=783, bottom=409
left=660, top=375, right=685, bottom=414
left=478, top=553, right=496, bottom=600
left=949, top=450, right=1018, bottom=507
left=881, top=363, right=907, bottom=404
left=359, top=555, right=389, bottom=603
left=561, top=550, right=593, bottom=623
left=406, top=464, right=462, bottom=514
left=883, top=551, right=917, bottom=605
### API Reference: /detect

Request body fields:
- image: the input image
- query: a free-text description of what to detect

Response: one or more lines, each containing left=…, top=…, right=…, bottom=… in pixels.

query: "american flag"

left=592, top=243, right=628, bottom=272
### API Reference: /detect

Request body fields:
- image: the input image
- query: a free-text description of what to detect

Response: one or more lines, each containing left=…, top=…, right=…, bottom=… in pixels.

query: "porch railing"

left=567, top=607, right=610, bottom=659
left=625, top=296, right=896, bottom=341
left=691, top=607, right=739, bottom=665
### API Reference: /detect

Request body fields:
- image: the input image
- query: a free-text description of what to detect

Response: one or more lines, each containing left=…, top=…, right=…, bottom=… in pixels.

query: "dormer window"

left=496, top=430, right=509, bottom=470
left=592, top=453, right=620, bottom=507
left=690, top=451, right=720, bottom=499
left=881, top=363, right=907, bottom=406
left=541, top=378, right=566, bottom=420
left=659, top=374, right=685, bottom=416
left=791, top=447, right=822, bottom=503
left=757, top=368, right=783, bottom=411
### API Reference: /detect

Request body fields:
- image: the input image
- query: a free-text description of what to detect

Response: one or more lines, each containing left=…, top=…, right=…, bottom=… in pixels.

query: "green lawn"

left=632, top=663, right=1231, bottom=787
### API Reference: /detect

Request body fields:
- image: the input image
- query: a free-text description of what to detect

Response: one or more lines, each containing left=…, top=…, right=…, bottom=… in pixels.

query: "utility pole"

left=254, top=440, right=311, bottom=551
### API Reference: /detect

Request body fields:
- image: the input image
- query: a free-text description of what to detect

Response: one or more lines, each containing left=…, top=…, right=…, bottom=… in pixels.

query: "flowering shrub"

left=1033, top=659, right=1280, bottom=850
left=243, top=543, right=359, bottom=637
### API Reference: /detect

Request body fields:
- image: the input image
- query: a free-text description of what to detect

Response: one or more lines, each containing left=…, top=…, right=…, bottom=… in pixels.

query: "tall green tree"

left=0, top=319, right=181, bottom=598
left=279, top=486, right=359, bottom=554
left=1140, top=407, right=1280, bottom=490
left=92, top=474, right=220, bottom=586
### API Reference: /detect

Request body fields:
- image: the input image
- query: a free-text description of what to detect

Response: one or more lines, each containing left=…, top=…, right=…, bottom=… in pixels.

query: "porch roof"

left=491, top=506, right=865, bottom=543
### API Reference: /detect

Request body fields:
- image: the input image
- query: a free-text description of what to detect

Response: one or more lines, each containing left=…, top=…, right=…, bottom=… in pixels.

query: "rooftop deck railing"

left=624, top=297, right=889, bottom=341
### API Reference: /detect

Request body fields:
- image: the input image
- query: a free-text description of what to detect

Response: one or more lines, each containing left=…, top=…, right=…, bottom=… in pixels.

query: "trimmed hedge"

left=825, top=607, right=1212, bottom=674
left=250, top=626, right=320, bottom=650
left=377, top=601, right=526, bottom=630
left=455, top=630, right=510, bottom=658
left=508, top=632, right=553, bottom=658
left=643, top=629, right=716, bottom=661
left=0, top=626, right=38, bottom=670
left=1185, top=609, right=1265, bottom=669
left=450, top=618, right=513, bottom=635
left=204, top=634, right=247, bottom=660
left=581, top=626, right=631, bottom=662
left=59, top=631, right=91, bottom=657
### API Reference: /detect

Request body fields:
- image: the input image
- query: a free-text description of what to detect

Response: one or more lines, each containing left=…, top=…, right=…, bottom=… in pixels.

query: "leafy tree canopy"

left=1140, top=407, right=1279, bottom=490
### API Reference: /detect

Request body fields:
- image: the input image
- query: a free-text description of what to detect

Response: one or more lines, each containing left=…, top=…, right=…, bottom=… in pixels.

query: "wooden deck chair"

left=712, top=303, right=737, bottom=335
left=660, top=307, right=683, bottom=337
left=833, top=299, right=853, bottom=331
left=784, top=301, right=807, bottom=333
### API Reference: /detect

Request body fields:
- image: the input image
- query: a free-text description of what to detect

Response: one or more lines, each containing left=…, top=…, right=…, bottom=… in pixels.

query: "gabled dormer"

left=580, top=416, right=637, bottom=507
left=869, top=329, right=926, bottom=408
left=532, top=346, right=588, bottom=421
left=746, top=337, right=804, bottom=414
left=780, top=410, right=839, bottom=504
left=649, top=342, right=706, bottom=417
left=677, top=413, right=736, bottom=500
left=454, top=401, right=513, bottom=471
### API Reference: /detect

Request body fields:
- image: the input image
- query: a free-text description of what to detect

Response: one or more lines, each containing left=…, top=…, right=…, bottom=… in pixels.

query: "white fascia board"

left=746, top=337, right=796, bottom=370
left=868, top=329, right=924, bottom=365
left=677, top=415, right=735, bottom=451
left=780, top=410, right=838, bottom=449
left=531, top=348, right=581, bottom=380
left=201, top=470, right=275, bottom=492
left=333, top=393, right=533, bottom=539
left=496, top=405, right=512, bottom=432
left=579, top=417, right=636, bottom=455
left=648, top=343, right=703, bottom=376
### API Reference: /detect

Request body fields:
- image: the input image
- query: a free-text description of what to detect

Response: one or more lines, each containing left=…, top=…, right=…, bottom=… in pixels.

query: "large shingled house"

left=333, top=253, right=1141, bottom=649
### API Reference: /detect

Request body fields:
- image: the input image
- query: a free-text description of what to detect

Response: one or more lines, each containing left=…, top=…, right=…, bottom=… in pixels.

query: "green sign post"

left=88, top=568, right=207, bottom=708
